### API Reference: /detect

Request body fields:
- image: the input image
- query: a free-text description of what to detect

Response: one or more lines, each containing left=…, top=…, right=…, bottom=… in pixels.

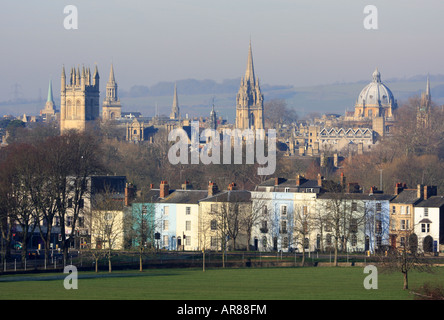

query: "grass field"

left=0, top=266, right=443, bottom=300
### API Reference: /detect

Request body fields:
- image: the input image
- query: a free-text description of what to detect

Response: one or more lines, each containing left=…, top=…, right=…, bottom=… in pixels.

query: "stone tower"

left=102, top=63, right=122, bottom=121
left=417, top=76, right=432, bottom=128
left=170, top=83, right=180, bottom=120
left=209, top=103, right=217, bottom=130
left=235, top=41, right=264, bottom=130
left=60, top=64, right=100, bottom=134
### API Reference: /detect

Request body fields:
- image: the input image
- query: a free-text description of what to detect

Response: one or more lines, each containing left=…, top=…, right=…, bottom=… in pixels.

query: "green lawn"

left=0, top=266, right=443, bottom=300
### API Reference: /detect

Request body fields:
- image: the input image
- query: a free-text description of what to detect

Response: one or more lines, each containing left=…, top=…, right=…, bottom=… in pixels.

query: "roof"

left=256, top=178, right=321, bottom=190
left=416, top=196, right=444, bottom=208
left=137, top=188, right=208, bottom=205
left=200, top=190, right=251, bottom=203
left=390, top=189, right=421, bottom=204
left=318, top=192, right=394, bottom=201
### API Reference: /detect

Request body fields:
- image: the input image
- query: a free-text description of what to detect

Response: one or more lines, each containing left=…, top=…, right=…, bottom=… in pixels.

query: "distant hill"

left=3, top=75, right=444, bottom=121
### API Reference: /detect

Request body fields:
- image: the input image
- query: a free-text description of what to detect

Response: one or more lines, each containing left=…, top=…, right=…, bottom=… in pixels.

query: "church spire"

left=245, top=40, right=256, bottom=85
left=47, top=79, right=54, bottom=103
left=170, top=83, right=180, bottom=120
left=108, top=63, right=115, bottom=83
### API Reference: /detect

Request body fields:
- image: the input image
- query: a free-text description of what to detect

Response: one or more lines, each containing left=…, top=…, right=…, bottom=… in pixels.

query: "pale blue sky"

left=1, top=0, right=443, bottom=101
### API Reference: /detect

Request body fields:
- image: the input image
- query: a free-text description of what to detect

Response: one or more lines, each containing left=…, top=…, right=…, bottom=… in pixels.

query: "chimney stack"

left=395, top=182, right=404, bottom=195
left=181, top=180, right=192, bottom=190
left=340, top=172, right=346, bottom=189
left=424, top=185, right=437, bottom=200
left=228, top=182, right=237, bottom=191
left=208, top=181, right=218, bottom=197
left=159, top=180, right=169, bottom=198
left=125, top=183, right=136, bottom=206
left=317, top=173, right=323, bottom=187
left=417, top=184, right=424, bottom=199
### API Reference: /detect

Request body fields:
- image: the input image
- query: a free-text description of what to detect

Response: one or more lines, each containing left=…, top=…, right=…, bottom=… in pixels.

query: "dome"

left=356, top=68, right=396, bottom=108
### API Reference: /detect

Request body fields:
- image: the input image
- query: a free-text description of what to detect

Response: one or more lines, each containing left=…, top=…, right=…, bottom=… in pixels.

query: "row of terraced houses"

left=11, top=174, right=444, bottom=255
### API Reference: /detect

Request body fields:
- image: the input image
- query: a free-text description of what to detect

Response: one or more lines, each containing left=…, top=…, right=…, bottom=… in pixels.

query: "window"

left=185, top=237, right=191, bottom=246
left=211, top=237, right=218, bottom=247
left=211, top=204, right=218, bottom=213
left=351, top=202, right=357, bottom=212
left=163, top=220, right=169, bottom=231
left=406, top=206, right=410, bottom=215
left=67, top=216, right=73, bottom=227
left=421, top=223, right=430, bottom=233
left=210, top=219, right=217, bottom=230
left=260, top=220, right=268, bottom=233
left=186, top=220, right=191, bottom=231
left=376, top=203, right=382, bottom=212
left=281, top=221, right=287, bottom=234
left=285, top=187, right=290, bottom=193
left=351, top=234, right=357, bottom=246
left=326, top=234, right=332, bottom=246
left=400, top=206, right=405, bottom=214
left=424, top=208, right=429, bottom=217
left=164, top=206, right=169, bottom=216
left=282, top=237, right=288, bottom=249
left=163, top=235, right=169, bottom=247
left=104, top=212, right=113, bottom=221
left=350, top=219, right=358, bottom=233
left=262, top=236, right=268, bottom=248
left=186, top=207, right=191, bottom=215
left=262, top=206, right=268, bottom=216
left=400, top=219, right=409, bottom=230
left=400, top=237, right=406, bottom=247
left=392, top=206, right=396, bottom=214
left=281, top=205, right=287, bottom=216
left=78, top=217, right=84, bottom=228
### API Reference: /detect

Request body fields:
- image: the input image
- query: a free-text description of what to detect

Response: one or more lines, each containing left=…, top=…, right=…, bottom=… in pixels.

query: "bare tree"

left=377, top=226, right=434, bottom=290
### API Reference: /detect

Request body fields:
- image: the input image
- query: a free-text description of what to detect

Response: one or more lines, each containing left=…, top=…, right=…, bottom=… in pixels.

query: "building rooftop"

left=416, top=195, right=444, bottom=208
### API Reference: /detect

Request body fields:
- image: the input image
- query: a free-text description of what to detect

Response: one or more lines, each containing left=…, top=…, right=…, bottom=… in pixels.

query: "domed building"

left=354, top=68, right=397, bottom=119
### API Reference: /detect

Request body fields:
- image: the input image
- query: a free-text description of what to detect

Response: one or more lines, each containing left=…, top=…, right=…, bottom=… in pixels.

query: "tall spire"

left=47, top=79, right=54, bottom=103
left=108, top=63, right=115, bottom=83
left=426, top=74, right=431, bottom=97
left=244, top=40, right=255, bottom=85
left=170, top=83, right=180, bottom=120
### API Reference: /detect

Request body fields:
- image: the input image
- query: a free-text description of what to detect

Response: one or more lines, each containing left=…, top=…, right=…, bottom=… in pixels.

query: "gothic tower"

left=417, top=75, right=432, bottom=128
left=170, top=83, right=180, bottom=120
left=235, top=41, right=264, bottom=130
left=60, top=64, right=100, bottom=134
left=102, top=63, right=122, bottom=120
left=209, top=102, right=217, bottom=130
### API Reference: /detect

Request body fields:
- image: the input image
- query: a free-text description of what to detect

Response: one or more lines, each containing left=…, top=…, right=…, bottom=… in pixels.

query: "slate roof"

left=199, top=190, right=251, bottom=203
left=390, top=189, right=422, bottom=204
left=255, top=178, right=322, bottom=193
left=416, top=196, right=444, bottom=208
left=138, top=188, right=208, bottom=204
left=318, top=192, right=394, bottom=201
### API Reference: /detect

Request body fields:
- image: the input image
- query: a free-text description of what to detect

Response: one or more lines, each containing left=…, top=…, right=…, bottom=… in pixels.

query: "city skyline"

left=1, top=1, right=444, bottom=102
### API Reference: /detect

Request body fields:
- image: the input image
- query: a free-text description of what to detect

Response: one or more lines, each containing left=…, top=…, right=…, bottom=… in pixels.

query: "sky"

left=1, top=0, right=444, bottom=102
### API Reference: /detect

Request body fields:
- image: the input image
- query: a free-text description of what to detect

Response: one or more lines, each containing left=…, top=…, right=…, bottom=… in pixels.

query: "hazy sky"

left=1, top=0, right=444, bottom=101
